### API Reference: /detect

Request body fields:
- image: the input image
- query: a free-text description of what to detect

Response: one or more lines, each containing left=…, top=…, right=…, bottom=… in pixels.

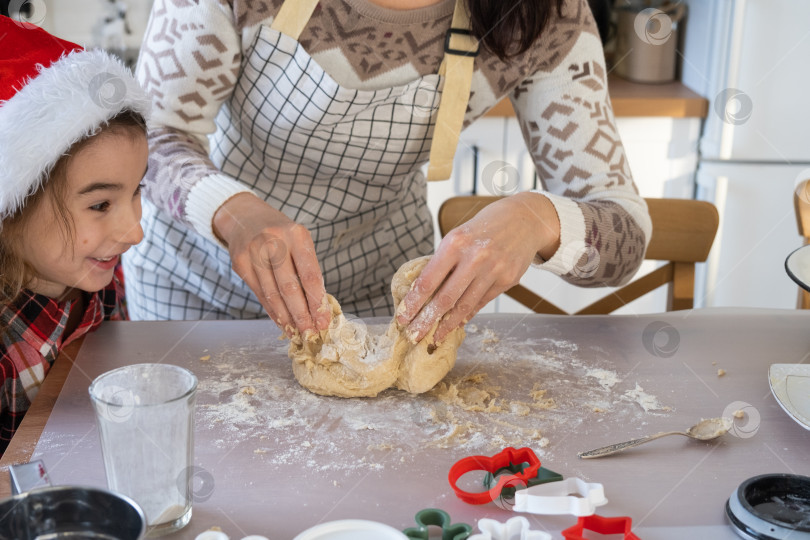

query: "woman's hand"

left=396, top=192, right=561, bottom=344
left=213, top=193, right=330, bottom=335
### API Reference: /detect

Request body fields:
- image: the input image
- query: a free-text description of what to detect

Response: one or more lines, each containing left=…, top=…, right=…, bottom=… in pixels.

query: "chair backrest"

left=437, top=196, right=719, bottom=314
left=794, top=180, right=810, bottom=308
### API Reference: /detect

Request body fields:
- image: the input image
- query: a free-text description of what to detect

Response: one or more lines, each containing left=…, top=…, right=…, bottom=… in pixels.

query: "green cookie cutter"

left=484, top=463, right=563, bottom=499
left=403, top=508, right=472, bottom=540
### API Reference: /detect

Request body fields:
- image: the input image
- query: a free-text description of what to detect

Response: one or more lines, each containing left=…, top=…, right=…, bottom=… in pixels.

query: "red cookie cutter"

left=448, top=446, right=540, bottom=505
left=561, top=514, right=640, bottom=540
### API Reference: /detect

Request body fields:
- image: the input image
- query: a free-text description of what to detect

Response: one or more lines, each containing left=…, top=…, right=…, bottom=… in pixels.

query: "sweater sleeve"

left=511, top=31, right=652, bottom=287
left=136, top=0, right=254, bottom=245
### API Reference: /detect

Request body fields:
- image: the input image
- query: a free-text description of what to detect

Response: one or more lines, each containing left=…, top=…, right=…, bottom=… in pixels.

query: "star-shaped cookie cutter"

left=402, top=508, right=472, bottom=540
left=561, top=514, right=640, bottom=540
left=512, top=477, right=607, bottom=516
left=467, top=516, right=551, bottom=540
left=448, top=446, right=541, bottom=505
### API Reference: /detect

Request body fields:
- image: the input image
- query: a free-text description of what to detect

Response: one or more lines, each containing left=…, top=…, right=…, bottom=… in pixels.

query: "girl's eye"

left=90, top=201, right=111, bottom=212
left=134, top=183, right=143, bottom=196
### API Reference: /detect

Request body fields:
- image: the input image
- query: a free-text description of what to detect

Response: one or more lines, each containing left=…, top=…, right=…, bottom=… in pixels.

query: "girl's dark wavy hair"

left=468, top=0, right=566, bottom=60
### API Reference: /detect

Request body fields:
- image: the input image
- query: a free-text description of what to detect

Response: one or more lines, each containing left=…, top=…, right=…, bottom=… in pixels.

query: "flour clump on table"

left=289, top=256, right=465, bottom=397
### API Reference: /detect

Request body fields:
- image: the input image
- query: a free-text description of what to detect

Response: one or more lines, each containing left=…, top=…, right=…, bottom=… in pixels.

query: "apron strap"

left=426, top=0, right=478, bottom=181
left=270, top=0, right=320, bottom=40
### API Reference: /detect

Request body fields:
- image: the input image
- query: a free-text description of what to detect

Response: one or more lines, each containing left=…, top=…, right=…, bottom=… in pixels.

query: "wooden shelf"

left=485, top=74, right=708, bottom=119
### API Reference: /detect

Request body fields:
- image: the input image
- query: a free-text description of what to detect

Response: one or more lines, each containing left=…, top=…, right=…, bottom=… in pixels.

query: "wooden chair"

left=437, top=196, right=719, bottom=314
left=794, top=179, right=810, bottom=308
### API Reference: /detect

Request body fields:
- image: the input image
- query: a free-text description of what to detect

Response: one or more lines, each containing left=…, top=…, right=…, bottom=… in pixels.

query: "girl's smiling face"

left=23, top=130, right=147, bottom=298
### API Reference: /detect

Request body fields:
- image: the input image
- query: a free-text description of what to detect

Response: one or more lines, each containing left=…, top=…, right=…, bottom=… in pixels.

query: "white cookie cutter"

left=195, top=533, right=269, bottom=540
left=468, top=516, right=551, bottom=540
left=195, top=532, right=229, bottom=540
left=512, top=477, right=607, bottom=516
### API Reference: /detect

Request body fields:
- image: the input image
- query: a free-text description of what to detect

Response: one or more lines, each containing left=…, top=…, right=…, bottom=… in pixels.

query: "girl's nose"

left=119, top=203, right=144, bottom=246
left=121, top=219, right=144, bottom=246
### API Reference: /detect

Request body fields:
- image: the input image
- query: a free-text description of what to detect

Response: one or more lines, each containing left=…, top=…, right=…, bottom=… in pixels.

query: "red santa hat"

left=0, top=15, right=150, bottom=220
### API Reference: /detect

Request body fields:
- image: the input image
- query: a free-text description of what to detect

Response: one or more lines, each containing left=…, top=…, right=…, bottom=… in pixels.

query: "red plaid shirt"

left=0, top=268, right=126, bottom=456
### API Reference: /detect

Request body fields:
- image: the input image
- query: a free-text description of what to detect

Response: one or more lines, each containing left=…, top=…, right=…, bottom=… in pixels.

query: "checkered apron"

left=124, top=17, right=447, bottom=320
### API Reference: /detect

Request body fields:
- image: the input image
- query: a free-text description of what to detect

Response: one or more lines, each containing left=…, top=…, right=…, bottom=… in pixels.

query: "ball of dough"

left=391, top=256, right=466, bottom=394
left=289, top=295, right=399, bottom=397
left=289, top=255, right=466, bottom=397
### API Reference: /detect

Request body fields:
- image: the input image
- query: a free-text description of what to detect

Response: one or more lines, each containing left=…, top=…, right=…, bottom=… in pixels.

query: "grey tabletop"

left=30, top=308, right=810, bottom=539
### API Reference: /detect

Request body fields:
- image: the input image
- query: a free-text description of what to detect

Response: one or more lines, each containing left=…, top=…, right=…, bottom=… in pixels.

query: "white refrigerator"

left=681, top=0, right=810, bottom=309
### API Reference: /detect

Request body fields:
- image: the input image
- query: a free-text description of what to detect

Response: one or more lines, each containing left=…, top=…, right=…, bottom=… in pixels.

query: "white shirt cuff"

left=186, top=173, right=256, bottom=248
left=530, top=190, right=586, bottom=276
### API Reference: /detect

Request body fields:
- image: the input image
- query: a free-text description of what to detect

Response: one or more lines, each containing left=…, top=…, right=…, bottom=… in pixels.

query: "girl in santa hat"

left=0, top=15, right=151, bottom=455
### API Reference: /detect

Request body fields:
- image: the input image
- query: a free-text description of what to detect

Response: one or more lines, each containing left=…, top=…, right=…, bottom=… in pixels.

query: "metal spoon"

left=578, top=417, right=733, bottom=459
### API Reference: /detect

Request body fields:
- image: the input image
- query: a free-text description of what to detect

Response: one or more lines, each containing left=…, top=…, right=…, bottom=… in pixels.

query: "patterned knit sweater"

left=136, top=0, right=651, bottom=291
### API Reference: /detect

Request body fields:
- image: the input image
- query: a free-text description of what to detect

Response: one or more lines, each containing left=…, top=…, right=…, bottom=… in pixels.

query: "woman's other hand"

left=213, top=193, right=331, bottom=335
left=396, top=192, right=560, bottom=344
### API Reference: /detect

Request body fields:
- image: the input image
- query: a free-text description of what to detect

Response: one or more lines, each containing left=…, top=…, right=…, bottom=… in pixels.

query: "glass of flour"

left=89, top=363, right=197, bottom=537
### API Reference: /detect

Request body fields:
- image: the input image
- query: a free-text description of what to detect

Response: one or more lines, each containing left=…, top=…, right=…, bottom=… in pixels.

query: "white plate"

left=785, top=245, right=810, bottom=292
left=293, top=520, right=408, bottom=540
left=769, top=363, right=810, bottom=430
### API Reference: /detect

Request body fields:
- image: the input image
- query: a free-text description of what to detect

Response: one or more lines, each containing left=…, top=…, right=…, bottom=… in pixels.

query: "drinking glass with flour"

left=89, top=363, right=197, bottom=537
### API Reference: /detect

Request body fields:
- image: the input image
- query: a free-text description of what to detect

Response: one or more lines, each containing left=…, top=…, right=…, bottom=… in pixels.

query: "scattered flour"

left=586, top=368, right=621, bottom=390
left=623, top=383, right=670, bottom=412
left=191, top=326, right=671, bottom=474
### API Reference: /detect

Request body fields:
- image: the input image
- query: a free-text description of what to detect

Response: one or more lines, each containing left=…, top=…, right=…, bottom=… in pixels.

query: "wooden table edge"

left=0, top=337, right=84, bottom=498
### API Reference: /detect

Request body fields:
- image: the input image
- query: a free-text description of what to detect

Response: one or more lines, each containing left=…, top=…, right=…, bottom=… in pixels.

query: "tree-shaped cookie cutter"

left=512, top=477, right=608, bottom=516
left=467, top=516, right=551, bottom=540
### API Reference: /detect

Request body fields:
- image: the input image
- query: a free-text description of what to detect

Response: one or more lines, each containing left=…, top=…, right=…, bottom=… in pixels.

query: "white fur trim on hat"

left=0, top=48, right=151, bottom=219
